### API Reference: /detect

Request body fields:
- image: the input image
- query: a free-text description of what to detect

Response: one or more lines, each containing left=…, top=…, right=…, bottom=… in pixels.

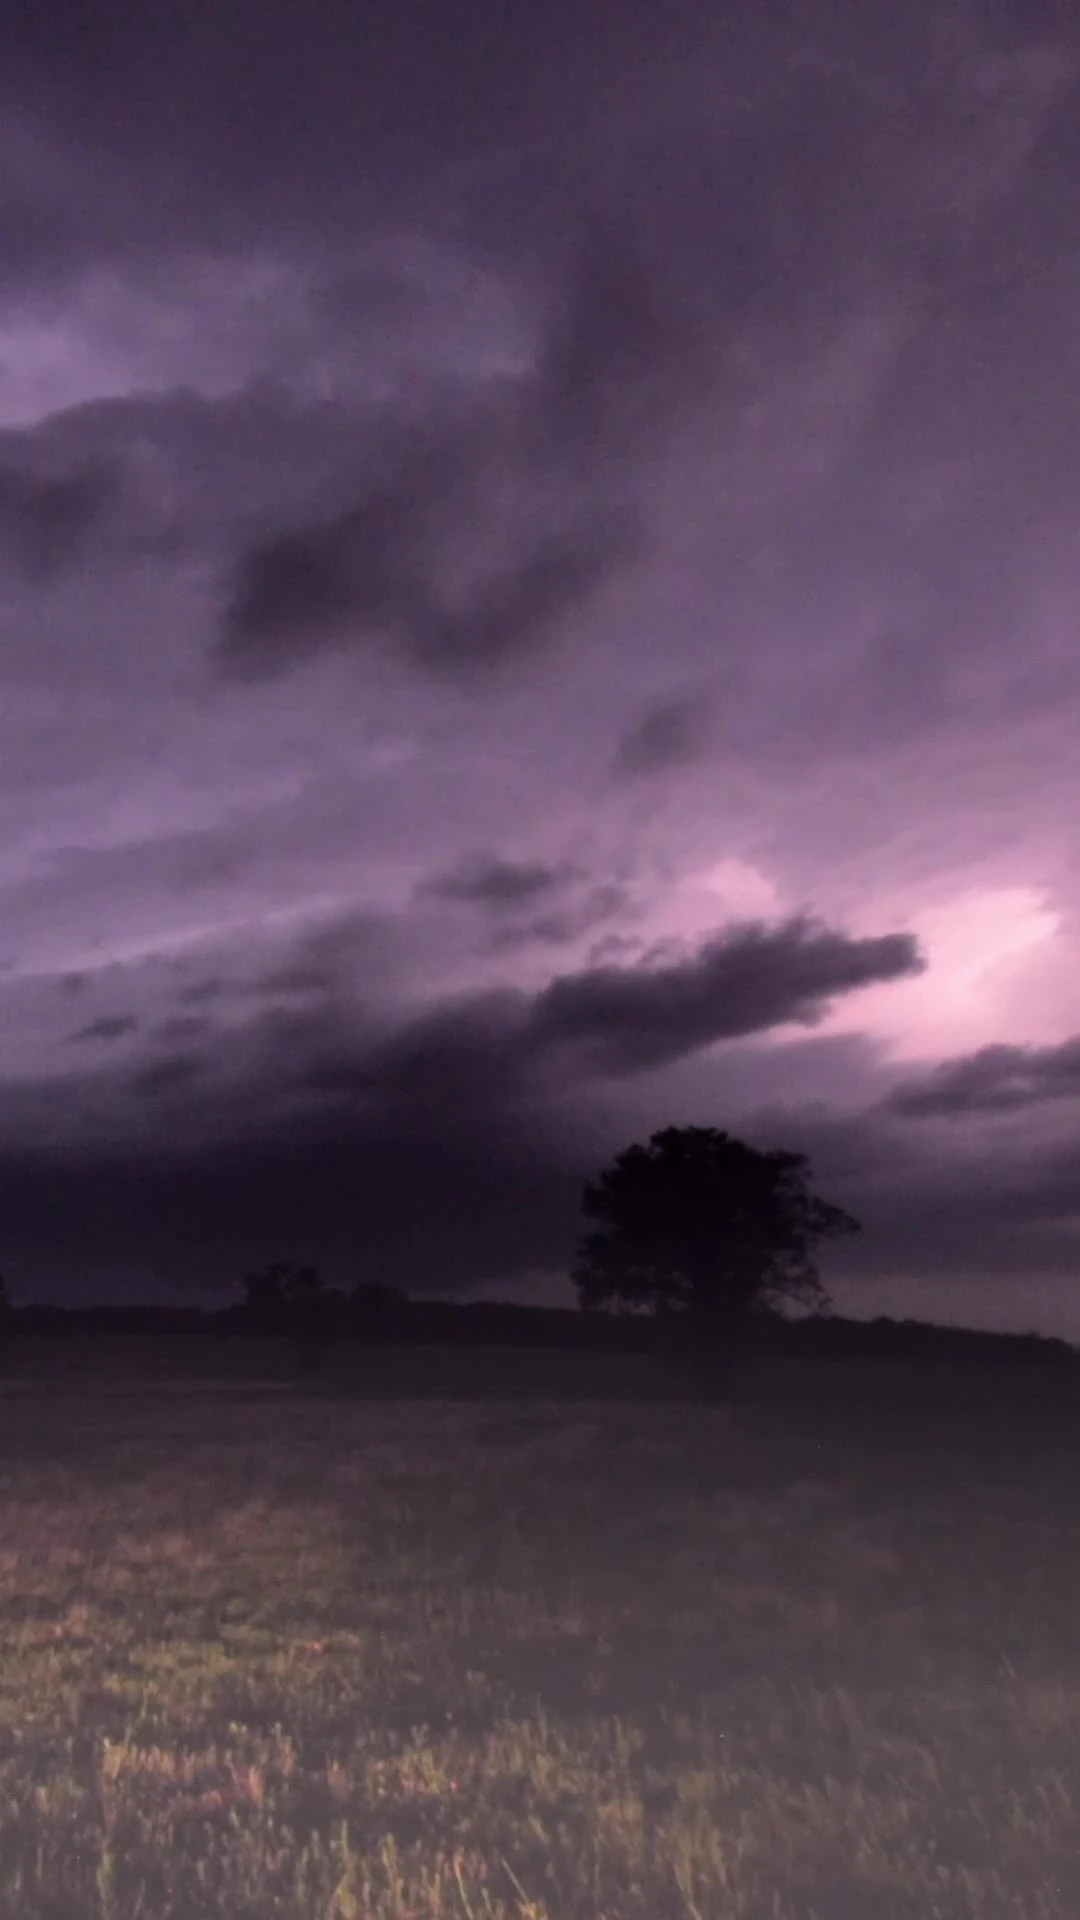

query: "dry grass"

left=0, top=1350, right=1076, bottom=1917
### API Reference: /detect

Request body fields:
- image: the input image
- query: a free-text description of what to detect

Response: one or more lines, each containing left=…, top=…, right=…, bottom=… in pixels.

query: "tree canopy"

left=241, top=1261, right=324, bottom=1320
left=570, top=1126, right=860, bottom=1371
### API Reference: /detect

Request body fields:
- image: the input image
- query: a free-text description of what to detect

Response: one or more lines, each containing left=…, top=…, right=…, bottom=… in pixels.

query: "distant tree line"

left=0, top=1292, right=1073, bottom=1371
left=0, top=1126, right=1076, bottom=1388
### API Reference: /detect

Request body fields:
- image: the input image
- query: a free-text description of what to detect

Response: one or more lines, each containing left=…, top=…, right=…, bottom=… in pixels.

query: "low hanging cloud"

left=175, top=977, right=227, bottom=1007
left=0, top=455, right=121, bottom=579
left=611, top=695, right=713, bottom=781
left=29, top=908, right=926, bottom=1156
left=527, top=915, right=926, bottom=1077
left=67, top=1013, right=139, bottom=1045
left=419, top=851, right=578, bottom=911
left=214, top=225, right=700, bottom=684
left=0, top=906, right=929, bottom=1299
left=219, top=468, right=640, bottom=682
left=414, top=510, right=642, bottom=673
left=129, top=1052, right=207, bottom=1101
left=272, top=911, right=927, bottom=1125
left=532, top=223, right=709, bottom=465
left=888, top=1036, right=1080, bottom=1118
left=486, top=883, right=635, bottom=955
left=148, top=1015, right=213, bottom=1047
left=242, top=909, right=418, bottom=1006
left=303, top=986, right=531, bottom=1129
left=218, top=428, right=456, bottom=674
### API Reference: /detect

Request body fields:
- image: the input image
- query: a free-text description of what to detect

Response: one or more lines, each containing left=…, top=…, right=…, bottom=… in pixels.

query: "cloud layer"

left=0, top=1, right=1079, bottom=1338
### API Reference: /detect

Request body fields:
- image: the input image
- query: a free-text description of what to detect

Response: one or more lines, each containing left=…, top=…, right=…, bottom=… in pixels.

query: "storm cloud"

left=888, top=1036, right=1080, bottom=1118
left=611, top=697, right=713, bottom=782
left=215, top=234, right=674, bottom=682
left=0, top=904, right=926, bottom=1297
left=0, top=453, right=120, bottom=578
left=528, top=917, right=926, bottom=1076
left=0, top=0, right=1078, bottom=1339
left=420, top=853, right=578, bottom=912
left=67, top=1013, right=139, bottom=1045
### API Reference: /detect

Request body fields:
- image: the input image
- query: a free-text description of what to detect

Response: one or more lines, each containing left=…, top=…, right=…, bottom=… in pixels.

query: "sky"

left=2, top=0, right=1080, bottom=1337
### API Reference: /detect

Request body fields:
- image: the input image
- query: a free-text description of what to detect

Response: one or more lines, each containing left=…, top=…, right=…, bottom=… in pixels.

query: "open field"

left=0, top=1352, right=1077, bottom=1918
left=0, top=1335, right=674, bottom=1398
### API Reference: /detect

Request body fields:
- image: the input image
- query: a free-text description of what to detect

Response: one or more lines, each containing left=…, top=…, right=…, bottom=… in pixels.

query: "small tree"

left=570, top=1126, right=859, bottom=1398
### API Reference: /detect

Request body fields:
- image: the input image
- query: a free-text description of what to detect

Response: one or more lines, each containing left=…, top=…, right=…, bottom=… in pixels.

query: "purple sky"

left=2, top=0, right=1080, bottom=1335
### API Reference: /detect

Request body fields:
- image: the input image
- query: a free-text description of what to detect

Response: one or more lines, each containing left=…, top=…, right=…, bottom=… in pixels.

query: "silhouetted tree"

left=240, top=1261, right=338, bottom=1377
left=570, top=1126, right=860, bottom=1399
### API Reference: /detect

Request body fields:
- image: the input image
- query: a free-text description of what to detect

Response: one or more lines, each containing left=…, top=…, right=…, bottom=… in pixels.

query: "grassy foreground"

left=0, top=1356, right=1076, bottom=1918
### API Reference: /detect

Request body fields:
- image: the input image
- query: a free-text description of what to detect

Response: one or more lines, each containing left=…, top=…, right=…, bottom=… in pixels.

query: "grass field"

left=0, top=1348, right=1076, bottom=1918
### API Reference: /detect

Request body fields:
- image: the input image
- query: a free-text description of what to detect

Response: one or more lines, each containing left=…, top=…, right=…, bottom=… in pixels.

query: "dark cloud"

left=303, top=988, right=532, bottom=1128
left=533, top=226, right=709, bottom=463
left=211, top=199, right=708, bottom=690
left=0, top=1118, right=588, bottom=1304
left=1, top=0, right=1070, bottom=340
left=214, top=262, right=651, bottom=684
left=0, top=1, right=612, bottom=267
left=6, top=910, right=920, bottom=1166
left=585, top=932, right=642, bottom=967
left=0, top=1, right=729, bottom=298
left=175, top=977, right=226, bottom=1007
left=888, top=1037, right=1080, bottom=1117
left=3, top=812, right=414, bottom=992
left=219, top=493, right=639, bottom=685
left=6, top=1059, right=1080, bottom=1310
left=149, top=1015, right=212, bottom=1046
left=0, top=905, right=928, bottom=1299
left=0, top=2, right=1077, bottom=1343
left=611, top=696, right=713, bottom=781
left=68, top=1014, right=139, bottom=1045
left=223, top=520, right=363, bottom=657
left=420, top=852, right=576, bottom=911
left=724, top=1097, right=1080, bottom=1301
left=128, top=1052, right=206, bottom=1101
left=0, top=456, right=120, bottom=579
left=19, top=382, right=401, bottom=571
left=19, top=824, right=249, bottom=912
left=415, top=508, right=642, bottom=674
left=528, top=916, right=926, bottom=1076
left=197, top=39, right=936, bottom=695
left=218, top=433, right=439, bottom=668
left=242, top=910, right=407, bottom=1002
left=277, top=912, right=928, bottom=1117
left=252, top=962, right=333, bottom=1001
left=487, top=884, right=635, bottom=954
